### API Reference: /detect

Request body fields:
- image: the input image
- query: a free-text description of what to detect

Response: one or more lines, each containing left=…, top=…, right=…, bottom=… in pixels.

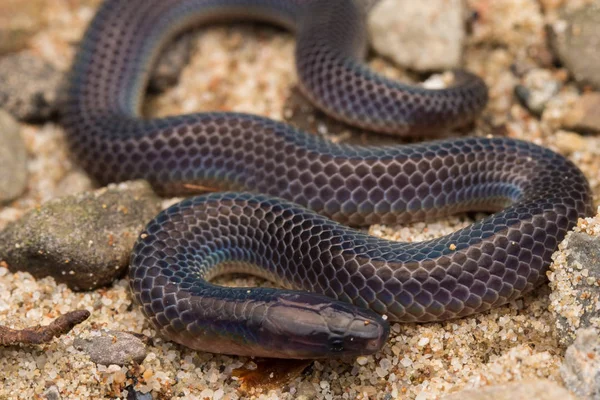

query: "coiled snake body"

left=64, top=0, right=593, bottom=358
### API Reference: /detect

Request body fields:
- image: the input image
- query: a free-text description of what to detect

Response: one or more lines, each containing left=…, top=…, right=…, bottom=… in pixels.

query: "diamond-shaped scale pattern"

left=64, top=0, right=593, bottom=358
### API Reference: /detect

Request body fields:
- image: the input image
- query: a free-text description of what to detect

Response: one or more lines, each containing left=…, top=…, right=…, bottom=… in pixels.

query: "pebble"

left=125, top=389, right=152, bottom=400
left=549, top=3, right=600, bottom=89
left=560, top=328, right=600, bottom=399
left=553, top=130, right=586, bottom=155
left=442, top=379, right=575, bottom=400
left=73, top=330, right=148, bottom=366
left=0, top=109, right=27, bottom=203
left=367, top=0, right=465, bottom=71
left=43, top=386, right=61, bottom=400
left=295, top=381, right=318, bottom=400
left=514, top=69, right=562, bottom=115
left=213, top=389, right=224, bottom=400
left=548, top=229, right=600, bottom=346
left=356, top=356, right=369, bottom=366
left=0, top=52, right=63, bottom=121
left=561, top=92, right=600, bottom=133
left=0, top=0, right=47, bottom=54
left=0, top=180, right=162, bottom=290
left=355, top=386, right=378, bottom=398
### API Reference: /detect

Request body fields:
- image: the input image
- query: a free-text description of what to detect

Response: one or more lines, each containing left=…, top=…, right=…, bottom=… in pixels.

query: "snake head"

left=256, top=291, right=390, bottom=359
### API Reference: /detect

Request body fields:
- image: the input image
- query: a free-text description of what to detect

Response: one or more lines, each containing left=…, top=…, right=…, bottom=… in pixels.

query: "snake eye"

left=329, top=337, right=345, bottom=352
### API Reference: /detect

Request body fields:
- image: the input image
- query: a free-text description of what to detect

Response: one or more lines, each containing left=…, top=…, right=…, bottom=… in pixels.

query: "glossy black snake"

left=63, top=0, right=593, bottom=358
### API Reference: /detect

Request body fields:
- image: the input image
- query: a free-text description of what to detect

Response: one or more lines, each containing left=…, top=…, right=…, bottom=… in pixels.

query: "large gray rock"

left=561, top=328, right=600, bottom=399
left=0, top=109, right=27, bottom=203
left=368, top=0, right=465, bottom=71
left=550, top=3, right=600, bottom=89
left=0, top=181, right=162, bottom=290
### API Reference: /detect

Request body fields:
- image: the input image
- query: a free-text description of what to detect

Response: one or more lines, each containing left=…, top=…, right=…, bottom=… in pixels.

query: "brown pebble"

left=562, top=92, right=600, bottom=133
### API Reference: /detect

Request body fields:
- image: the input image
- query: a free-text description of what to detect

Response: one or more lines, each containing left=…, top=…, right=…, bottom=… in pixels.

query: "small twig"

left=0, top=310, right=90, bottom=346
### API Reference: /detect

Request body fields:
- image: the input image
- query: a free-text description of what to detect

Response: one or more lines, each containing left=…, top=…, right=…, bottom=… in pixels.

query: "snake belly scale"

left=64, top=0, right=594, bottom=359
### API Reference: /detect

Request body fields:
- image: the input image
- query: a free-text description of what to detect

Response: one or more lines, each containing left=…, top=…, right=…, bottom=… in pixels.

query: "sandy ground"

left=1, top=0, right=600, bottom=399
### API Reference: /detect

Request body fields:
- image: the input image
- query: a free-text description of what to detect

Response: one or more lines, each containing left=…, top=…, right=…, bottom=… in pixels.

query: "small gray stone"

left=125, top=386, right=153, bottom=400
left=368, top=0, right=465, bottom=71
left=442, top=379, right=576, bottom=400
left=550, top=3, right=600, bottom=89
left=561, top=328, right=600, bottom=399
left=0, top=109, right=27, bottom=203
left=0, top=180, right=162, bottom=290
left=0, top=52, right=64, bottom=121
left=74, top=330, right=147, bottom=366
left=148, top=33, right=194, bottom=93
left=43, top=385, right=61, bottom=400
left=514, top=69, right=562, bottom=116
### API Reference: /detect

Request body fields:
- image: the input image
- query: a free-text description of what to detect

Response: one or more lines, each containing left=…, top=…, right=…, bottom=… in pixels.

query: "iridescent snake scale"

left=63, top=0, right=593, bottom=359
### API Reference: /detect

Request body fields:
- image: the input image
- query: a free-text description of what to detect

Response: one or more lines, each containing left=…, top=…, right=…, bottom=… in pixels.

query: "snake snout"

left=260, top=291, right=389, bottom=359
left=322, top=299, right=390, bottom=356
left=347, top=311, right=390, bottom=354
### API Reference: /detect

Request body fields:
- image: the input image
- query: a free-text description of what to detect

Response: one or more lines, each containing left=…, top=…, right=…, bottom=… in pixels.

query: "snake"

left=63, top=0, right=594, bottom=359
